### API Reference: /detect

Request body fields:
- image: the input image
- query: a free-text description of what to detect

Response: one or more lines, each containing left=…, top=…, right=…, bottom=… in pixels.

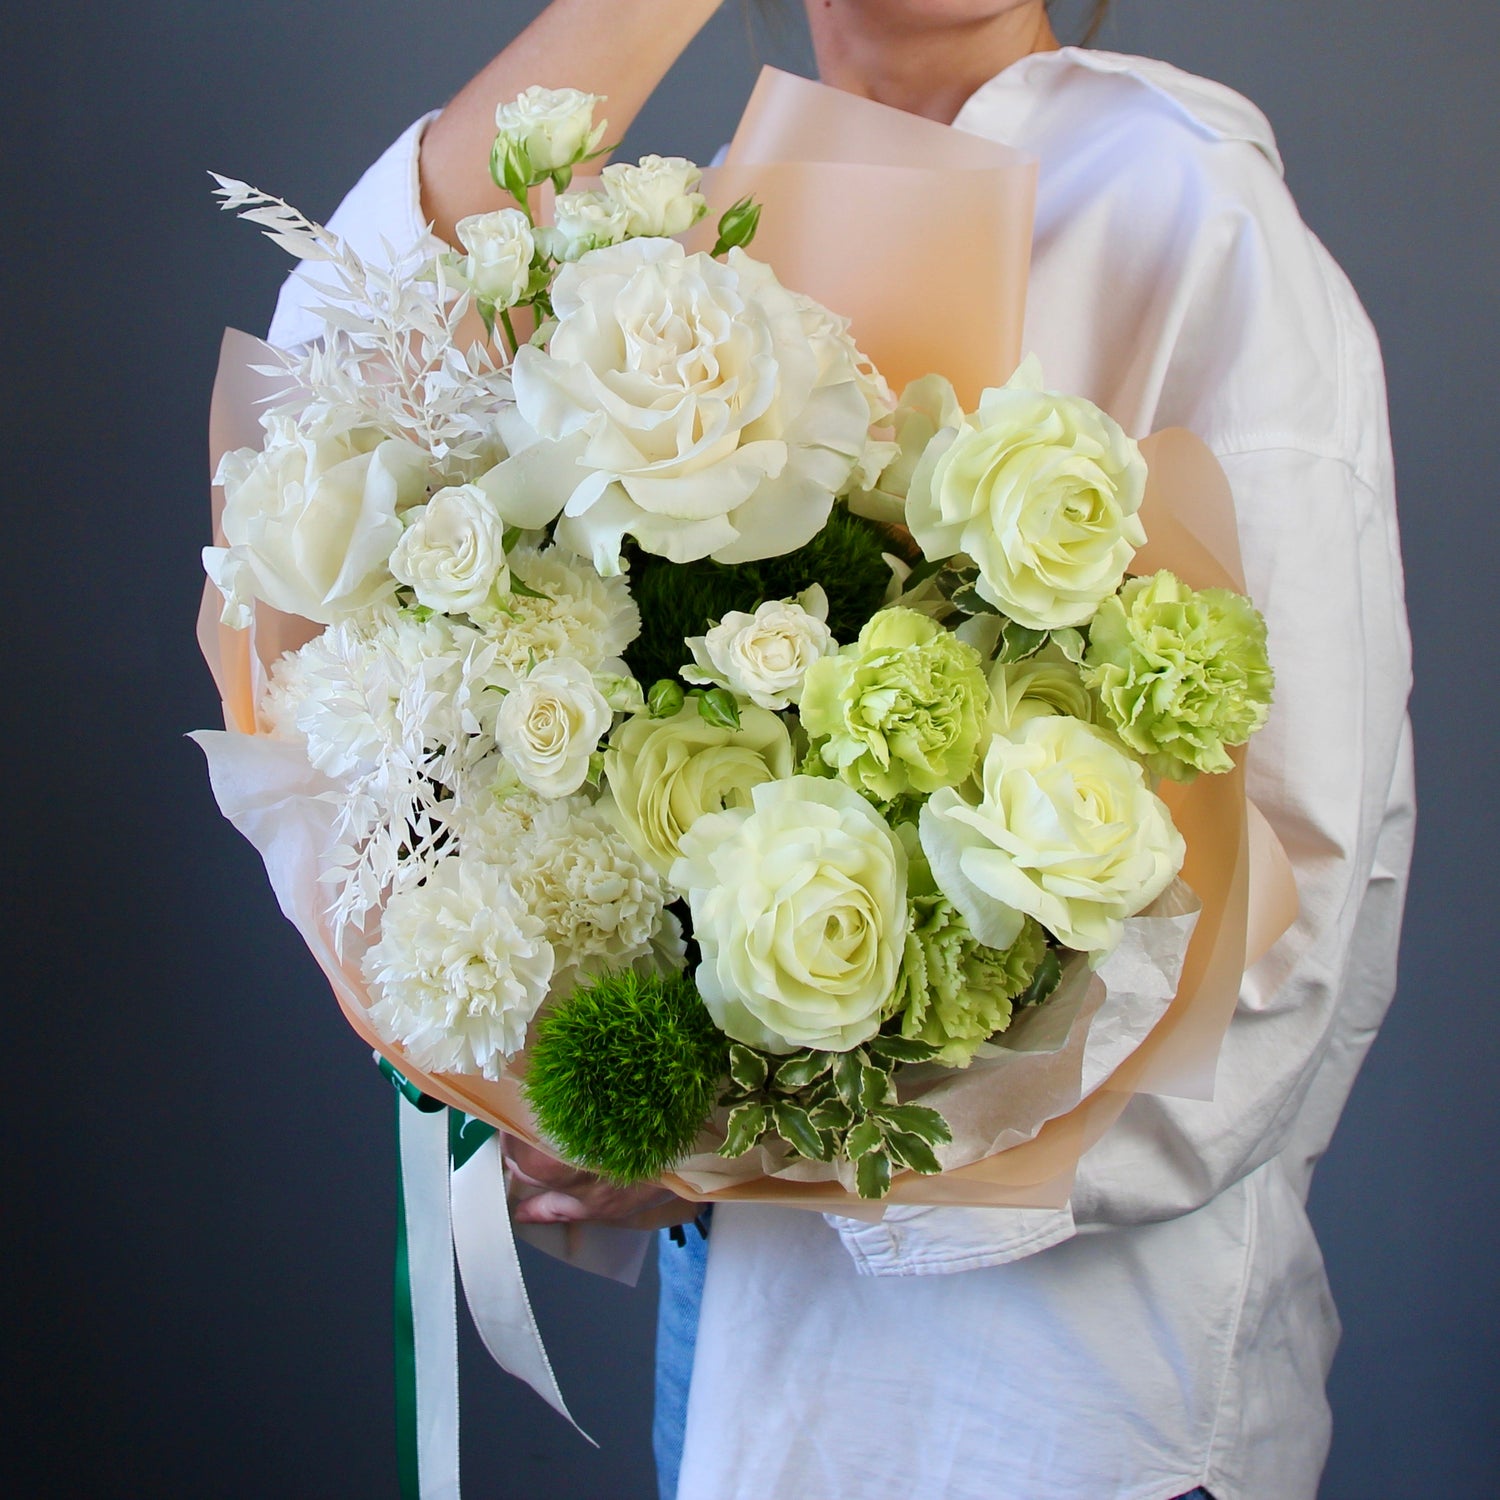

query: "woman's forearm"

left=419, top=0, right=725, bottom=244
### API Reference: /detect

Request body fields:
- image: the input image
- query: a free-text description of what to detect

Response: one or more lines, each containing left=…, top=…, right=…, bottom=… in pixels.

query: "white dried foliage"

left=212, top=175, right=513, bottom=484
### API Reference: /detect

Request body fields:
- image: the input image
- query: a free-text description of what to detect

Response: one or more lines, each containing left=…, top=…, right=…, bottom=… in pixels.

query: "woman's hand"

left=420, top=0, right=727, bottom=244
left=505, top=1135, right=700, bottom=1232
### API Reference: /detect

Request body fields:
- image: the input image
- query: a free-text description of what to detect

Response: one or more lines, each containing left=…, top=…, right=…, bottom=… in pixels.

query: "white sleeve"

left=833, top=442, right=1414, bottom=1274
left=265, top=112, right=441, bottom=351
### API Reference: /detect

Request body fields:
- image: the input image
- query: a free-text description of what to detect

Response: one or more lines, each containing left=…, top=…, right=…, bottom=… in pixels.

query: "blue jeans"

left=652, top=1223, right=1214, bottom=1500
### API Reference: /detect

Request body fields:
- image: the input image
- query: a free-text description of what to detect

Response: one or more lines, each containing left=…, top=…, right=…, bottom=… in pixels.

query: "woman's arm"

left=419, top=0, right=726, bottom=244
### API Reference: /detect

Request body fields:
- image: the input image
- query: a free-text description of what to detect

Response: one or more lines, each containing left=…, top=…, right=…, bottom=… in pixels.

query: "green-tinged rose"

left=800, top=607, right=989, bottom=801
left=987, top=643, right=1095, bottom=737
left=847, top=374, right=964, bottom=527
left=602, top=702, right=794, bottom=880
left=920, top=714, right=1185, bottom=955
left=905, top=357, right=1147, bottom=630
left=1083, top=570, right=1274, bottom=780
left=671, top=777, right=909, bottom=1054
left=886, top=832, right=1048, bottom=1066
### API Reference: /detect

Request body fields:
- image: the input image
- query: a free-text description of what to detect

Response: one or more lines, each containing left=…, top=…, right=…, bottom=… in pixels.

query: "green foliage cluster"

left=623, top=507, right=896, bottom=690
left=524, top=970, right=729, bottom=1184
left=717, top=1034, right=953, bottom=1200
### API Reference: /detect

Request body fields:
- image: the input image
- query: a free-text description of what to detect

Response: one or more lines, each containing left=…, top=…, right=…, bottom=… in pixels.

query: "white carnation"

left=364, top=855, right=554, bottom=1078
left=471, top=545, right=640, bottom=675
left=507, top=797, right=676, bottom=992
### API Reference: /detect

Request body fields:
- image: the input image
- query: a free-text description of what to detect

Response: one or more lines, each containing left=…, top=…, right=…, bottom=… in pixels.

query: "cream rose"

left=672, top=777, right=909, bottom=1054
left=919, top=714, right=1185, bottom=955
left=906, top=357, right=1147, bottom=630
left=481, top=241, right=871, bottom=571
left=987, top=645, right=1095, bottom=736
left=455, top=208, right=535, bottom=309
left=493, top=85, right=606, bottom=174
left=603, top=702, right=794, bottom=878
left=848, top=373, right=963, bottom=526
left=600, top=155, right=707, bottom=237
left=495, top=659, right=613, bottom=797
left=540, top=188, right=631, bottom=262
left=390, top=484, right=510, bottom=615
left=205, top=411, right=429, bottom=628
left=683, top=585, right=835, bottom=710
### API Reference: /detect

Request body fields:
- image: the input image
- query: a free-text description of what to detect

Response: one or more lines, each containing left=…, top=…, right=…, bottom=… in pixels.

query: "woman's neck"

left=804, top=1, right=1059, bottom=124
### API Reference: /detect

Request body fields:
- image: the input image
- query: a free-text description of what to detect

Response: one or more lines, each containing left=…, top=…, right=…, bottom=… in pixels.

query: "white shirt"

left=270, top=47, right=1415, bottom=1500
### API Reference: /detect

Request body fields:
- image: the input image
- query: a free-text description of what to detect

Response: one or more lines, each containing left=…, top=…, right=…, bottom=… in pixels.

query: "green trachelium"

left=523, top=970, right=729, bottom=1184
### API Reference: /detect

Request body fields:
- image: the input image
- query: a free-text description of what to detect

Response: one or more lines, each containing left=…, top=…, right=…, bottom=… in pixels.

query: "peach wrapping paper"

left=195, top=70, right=1297, bottom=1212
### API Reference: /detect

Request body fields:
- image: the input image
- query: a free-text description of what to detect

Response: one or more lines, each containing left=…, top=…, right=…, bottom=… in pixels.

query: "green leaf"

left=507, top=575, right=552, bottom=602
left=1051, top=626, right=1087, bottom=663
left=856, top=1149, right=893, bottom=1200
left=860, top=1063, right=894, bottom=1114
left=696, top=687, right=741, bottom=730
left=1016, top=946, right=1063, bottom=1009
left=951, top=583, right=1001, bottom=616
left=551, top=165, right=574, bottom=194
left=874, top=1103, right=953, bottom=1147
left=883, top=1129, right=942, bottom=1175
left=901, top=554, right=948, bottom=592
left=501, top=526, right=525, bottom=553
left=647, top=679, right=686, bottom=719
left=867, top=1034, right=940, bottom=1065
left=728, top=1044, right=769, bottom=1093
left=718, top=1102, right=767, bottom=1158
left=773, top=1101, right=831, bottom=1161
left=834, top=1049, right=866, bottom=1108
left=773, top=1051, right=832, bottom=1092
left=807, top=1098, right=854, bottom=1133
left=998, top=621, right=1050, bottom=662
left=845, top=1117, right=885, bottom=1161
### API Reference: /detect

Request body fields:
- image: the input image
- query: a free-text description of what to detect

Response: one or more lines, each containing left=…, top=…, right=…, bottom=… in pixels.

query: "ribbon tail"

left=397, top=1096, right=462, bottom=1500
left=450, top=1134, right=597, bottom=1446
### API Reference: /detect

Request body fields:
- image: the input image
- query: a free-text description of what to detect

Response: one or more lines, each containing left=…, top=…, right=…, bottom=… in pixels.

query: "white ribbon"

left=399, top=1106, right=597, bottom=1500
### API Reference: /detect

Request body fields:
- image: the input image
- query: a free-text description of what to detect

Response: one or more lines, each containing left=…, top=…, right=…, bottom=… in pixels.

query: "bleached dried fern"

left=211, top=175, right=513, bottom=484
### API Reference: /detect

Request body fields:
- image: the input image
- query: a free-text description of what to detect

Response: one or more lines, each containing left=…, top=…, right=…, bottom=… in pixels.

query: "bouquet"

left=197, top=80, right=1285, bottom=1211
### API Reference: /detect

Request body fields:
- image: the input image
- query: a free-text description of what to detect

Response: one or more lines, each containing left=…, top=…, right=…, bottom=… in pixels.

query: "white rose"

left=986, top=644, right=1095, bottom=736
left=495, top=658, right=613, bottom=797
left=683, top=585, right=836, bottom=710
left=390, top=483, right=510, bottom=615
left=493, top=85, right=606, bottom=174
left=482, top=241, right=871, bottom=572
left=919, top=714, right=1185, bottom=956
left=205, top=410, right=429, bottom=628
left=539, top=188, right=631, bottom=262
left=848, top=373, right=963, bottom=526
left=600, top=155, right=707, bottom=237
left=671, top=777, right=909, bottom=1054
left=906, top=357, right=1147, bottom=630
left=364, top=854, right=553, bottom=1079
left=455, top=208, right=535, bottom=309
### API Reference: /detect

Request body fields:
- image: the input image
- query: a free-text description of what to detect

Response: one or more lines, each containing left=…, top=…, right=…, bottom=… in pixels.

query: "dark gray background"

left=6, top=1, right=1496, bottom=1495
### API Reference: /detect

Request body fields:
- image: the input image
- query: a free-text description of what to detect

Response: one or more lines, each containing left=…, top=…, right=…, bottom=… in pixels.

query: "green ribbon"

left=380, top=1058, right=497, bottom=1500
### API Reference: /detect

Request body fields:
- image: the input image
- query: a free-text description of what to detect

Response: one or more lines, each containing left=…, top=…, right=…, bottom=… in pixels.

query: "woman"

left=269, top=4, right=1414, bottom=1497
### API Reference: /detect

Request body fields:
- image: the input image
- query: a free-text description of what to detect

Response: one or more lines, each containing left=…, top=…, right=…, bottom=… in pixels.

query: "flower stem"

left=499, top=307, right=521, bottom=360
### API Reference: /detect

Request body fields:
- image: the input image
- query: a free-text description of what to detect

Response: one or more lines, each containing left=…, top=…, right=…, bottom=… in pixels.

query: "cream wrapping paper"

left=195, top=69, right=1298, bottom=1214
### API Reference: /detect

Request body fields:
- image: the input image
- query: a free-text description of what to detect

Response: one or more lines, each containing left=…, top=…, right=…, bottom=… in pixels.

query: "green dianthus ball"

left=623, top=507, right=896, bottom=690
left=523, top=970, right=729, bottom=1184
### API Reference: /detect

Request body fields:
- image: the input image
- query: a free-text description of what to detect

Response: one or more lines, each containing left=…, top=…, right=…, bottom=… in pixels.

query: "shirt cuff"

left=266, top=110, right=443, bottom=351
left=826, top=1201, right=1078, bottom=1277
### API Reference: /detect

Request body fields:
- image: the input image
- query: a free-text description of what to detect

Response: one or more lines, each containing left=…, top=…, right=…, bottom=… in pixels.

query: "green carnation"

left=1083, top=570, right=1273, bottom=780
left=800, top=607, right=989, bottom=801
left=523, top=970, right=729, bottom=1184
left=887, top=895, right=1046, bottom=1068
